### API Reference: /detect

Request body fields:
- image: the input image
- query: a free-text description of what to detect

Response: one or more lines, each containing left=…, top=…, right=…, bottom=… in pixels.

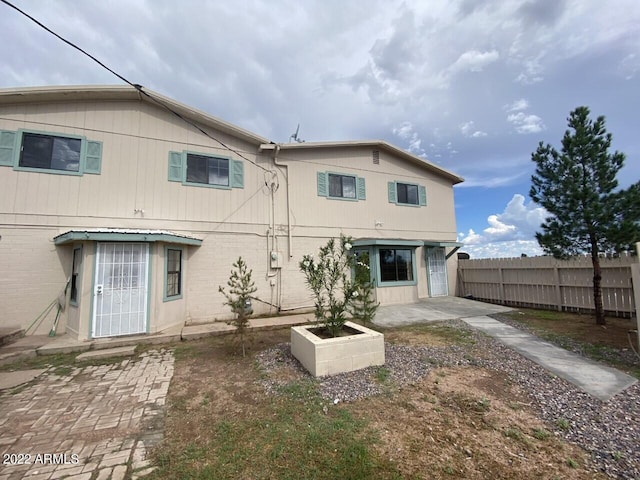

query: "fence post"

left=498, top=267, right=505, bottom=304
left=553, top=264, right=562, bottom=312
left=634, top=243, right=640, bottom=353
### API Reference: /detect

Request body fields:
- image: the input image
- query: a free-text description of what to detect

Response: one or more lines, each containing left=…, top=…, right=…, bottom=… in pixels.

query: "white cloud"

left=507, top=112, right=545, bottom=134
left=449, top=49, right=500, bottom=74
left=457, top=239, right=544, bottom=259
left=392, top=121, right=427, bottom=157
left=484, top=214, right=517, bottom=239
left=619, top=53, right=640, bottom=80
left=458, top=194, right=549, bottom=257
left=504, top=98, right=529, bottom=112
left=460, top=121, right=487, bottom=138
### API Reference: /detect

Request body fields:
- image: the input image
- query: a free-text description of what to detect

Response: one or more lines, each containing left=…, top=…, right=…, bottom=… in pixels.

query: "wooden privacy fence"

left=457, top=256, right=639, bottom=318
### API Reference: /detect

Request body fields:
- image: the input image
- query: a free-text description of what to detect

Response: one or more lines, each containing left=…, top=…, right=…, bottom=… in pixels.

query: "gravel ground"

left=255, top=320, right=640, bottom=480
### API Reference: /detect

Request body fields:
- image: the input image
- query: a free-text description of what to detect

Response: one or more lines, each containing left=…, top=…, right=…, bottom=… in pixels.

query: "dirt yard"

left=153, top=325, right=611, bottom=479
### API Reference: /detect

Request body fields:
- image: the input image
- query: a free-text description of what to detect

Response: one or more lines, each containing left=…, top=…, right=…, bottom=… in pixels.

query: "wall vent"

left=372, top=150, right=380, bottom=164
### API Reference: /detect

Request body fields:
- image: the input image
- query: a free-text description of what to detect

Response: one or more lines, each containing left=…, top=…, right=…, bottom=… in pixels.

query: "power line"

left=0, top=0, right=270, bottom=173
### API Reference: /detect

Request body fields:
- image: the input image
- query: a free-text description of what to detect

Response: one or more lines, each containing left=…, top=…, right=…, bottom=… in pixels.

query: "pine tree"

left=530, top=106, right=640, bottom=325
left=218, top=257, right=257, bottom=356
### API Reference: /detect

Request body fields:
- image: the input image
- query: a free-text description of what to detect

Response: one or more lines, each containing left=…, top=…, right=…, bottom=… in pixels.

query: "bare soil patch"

left=155, top=327, right=609, bottom=479
left=501, top=310, right=636, bottom=349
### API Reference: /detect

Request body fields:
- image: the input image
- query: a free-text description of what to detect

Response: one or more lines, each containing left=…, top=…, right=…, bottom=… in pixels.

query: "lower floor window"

left=379, top=248, right=413, bottom=282
left=70, top=246, right=82, bottom=304
left=166, top=248, right=182, bottom=297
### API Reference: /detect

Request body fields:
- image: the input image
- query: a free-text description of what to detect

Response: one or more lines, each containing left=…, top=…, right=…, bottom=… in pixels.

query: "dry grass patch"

left=149, top=325, right=607, bottom=479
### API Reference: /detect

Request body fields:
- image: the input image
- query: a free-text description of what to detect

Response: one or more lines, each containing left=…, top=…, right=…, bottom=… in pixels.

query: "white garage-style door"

left=426, top=247, right=448, bottom=297
left=92, top=242, right=149, bottom=338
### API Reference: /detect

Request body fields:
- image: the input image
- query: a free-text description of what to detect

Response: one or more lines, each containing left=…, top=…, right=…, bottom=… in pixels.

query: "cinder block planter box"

left=291, top=321, right=385, bottom=377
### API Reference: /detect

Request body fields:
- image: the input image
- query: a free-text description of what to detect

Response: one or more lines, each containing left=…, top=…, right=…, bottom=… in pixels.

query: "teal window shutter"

left=0, top=130, right=16, bottom=166
left=357, top=177, right=366, bottom=200
left=317, top=172, right=328, bottom=196
left=419, top=185, right=427, bottom=206
left=168, top=151, right=183, bottom=182
left=84, top=140, right=102, bottom=174
left=387, top=181, right=397, bottom=203
left=231, top=160, right=244, bottom=188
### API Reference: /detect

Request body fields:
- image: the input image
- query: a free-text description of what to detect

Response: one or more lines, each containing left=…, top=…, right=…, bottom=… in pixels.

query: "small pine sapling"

left=218, top=257, right=257, bottom=356
left=349, top=251, right=379, bottom=324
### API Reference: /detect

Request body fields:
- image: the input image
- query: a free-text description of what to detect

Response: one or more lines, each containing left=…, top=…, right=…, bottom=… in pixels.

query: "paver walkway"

left=0, top=349, right=174, bottom=480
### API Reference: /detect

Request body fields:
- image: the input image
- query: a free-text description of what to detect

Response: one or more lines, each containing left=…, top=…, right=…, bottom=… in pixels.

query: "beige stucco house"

left=0, top=85, right=463, bottom=341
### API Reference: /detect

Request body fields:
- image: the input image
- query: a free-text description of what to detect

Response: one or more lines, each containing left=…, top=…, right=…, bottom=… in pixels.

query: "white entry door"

left=427, top=247, right=448, bottom=297
left=93, top=243, right=149, bottom=338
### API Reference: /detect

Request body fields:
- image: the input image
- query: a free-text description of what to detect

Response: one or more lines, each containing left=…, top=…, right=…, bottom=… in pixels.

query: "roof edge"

left=53, top=229, right=203, bottom=246
left=0, top=85, right=270, bottom=146
left=265, top=140, right=464, bottom=185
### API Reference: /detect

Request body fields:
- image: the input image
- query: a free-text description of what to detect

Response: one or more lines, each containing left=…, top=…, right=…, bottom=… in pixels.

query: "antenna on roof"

left=289, top=124, right=305, bottom=143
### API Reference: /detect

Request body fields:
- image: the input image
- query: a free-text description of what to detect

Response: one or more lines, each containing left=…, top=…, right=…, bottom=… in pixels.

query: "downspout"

left=272, top=144, right=293, bottom=259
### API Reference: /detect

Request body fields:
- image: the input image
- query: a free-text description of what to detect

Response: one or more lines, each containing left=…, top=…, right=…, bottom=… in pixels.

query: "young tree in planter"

left=530, top=106, right=640, bottom=325
left=349, top=251, right=379, bottom=324
left=218, top=257, right=257, bottom=356
left=299, top=235, right=359, bottom=338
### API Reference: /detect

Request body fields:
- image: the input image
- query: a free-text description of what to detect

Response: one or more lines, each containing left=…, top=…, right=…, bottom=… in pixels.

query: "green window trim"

left=168, top=150, right=244, bottom=189
left=0, top=129, right=102, bottom=175
left=387, top=181, right=427, bottom=207
left=317, top=171, right=366, bottom=201
left=70, top=246, right=83, bottom=306
left=164, top=246, right=183, bottom=302
left=375, top=246, right=418, bottom=286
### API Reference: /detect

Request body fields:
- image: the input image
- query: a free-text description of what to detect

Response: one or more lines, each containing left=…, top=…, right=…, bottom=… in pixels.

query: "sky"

left=1, top=0, right=639, bottom=258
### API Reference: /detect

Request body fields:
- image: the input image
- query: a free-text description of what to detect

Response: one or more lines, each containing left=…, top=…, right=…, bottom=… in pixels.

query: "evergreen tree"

left=530, top=106, right=640, bottom=325
left=219, top=257, right=257, bottom=356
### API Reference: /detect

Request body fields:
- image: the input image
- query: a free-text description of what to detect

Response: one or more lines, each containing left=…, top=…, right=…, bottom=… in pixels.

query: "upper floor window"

left=388, top=181, right=427, bottom=206
left=317, top=171, right=366, bottom=201
left=397, top=183, right=418, bottom=205
left=20, top=133, right=81, bottom=172
left=329, top=173, right=356, bottom=199
left=168, top=150, right=244, bottom=189
left=186, top=154, right=229, bottom=186
left=0, top=129, right=102, bottom=175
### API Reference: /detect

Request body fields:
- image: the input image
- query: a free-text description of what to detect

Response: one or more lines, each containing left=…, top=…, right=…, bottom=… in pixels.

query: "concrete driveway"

left=373, top=296, right=513, bottom=327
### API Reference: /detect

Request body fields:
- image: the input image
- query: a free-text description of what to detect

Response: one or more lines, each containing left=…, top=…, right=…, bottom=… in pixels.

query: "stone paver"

left=0, top=349, right=174, bottom=479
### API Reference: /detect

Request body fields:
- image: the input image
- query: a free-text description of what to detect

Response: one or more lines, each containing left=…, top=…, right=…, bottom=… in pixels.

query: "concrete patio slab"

left=373, top=296, right=513, bottom=327
left=0, top=369, right=47, bottom=390
left=75, top=346, right=137, bottom=362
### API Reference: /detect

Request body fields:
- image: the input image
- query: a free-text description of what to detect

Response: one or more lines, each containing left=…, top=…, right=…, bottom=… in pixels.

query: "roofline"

left=0, top=86, right=463, bottom=184
left=0, top=84, right=270, bottom=145
left=263, top=140, right=464, bottom=185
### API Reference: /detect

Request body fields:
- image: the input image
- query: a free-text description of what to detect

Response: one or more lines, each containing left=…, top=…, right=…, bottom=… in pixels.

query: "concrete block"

left=75, top=346, right=136, bottom=362
left=291, top=321, right=385, bottom=377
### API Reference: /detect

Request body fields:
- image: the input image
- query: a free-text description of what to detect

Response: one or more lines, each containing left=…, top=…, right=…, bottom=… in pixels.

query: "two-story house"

left=0, top=85, right=463, bottom=341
